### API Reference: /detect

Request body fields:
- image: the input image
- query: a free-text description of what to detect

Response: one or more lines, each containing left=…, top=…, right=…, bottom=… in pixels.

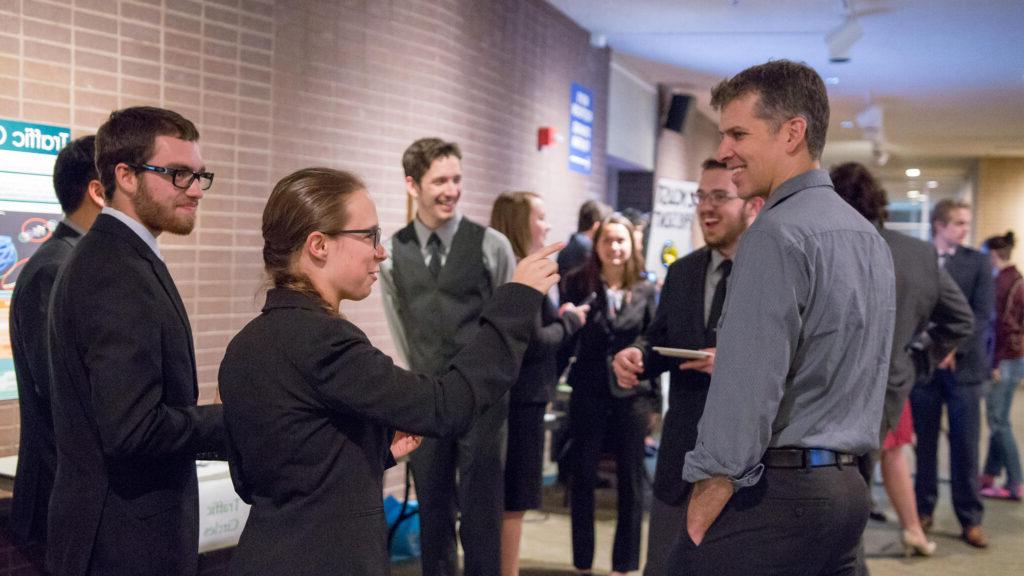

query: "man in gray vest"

left=380, top=138, right=515, bottom=576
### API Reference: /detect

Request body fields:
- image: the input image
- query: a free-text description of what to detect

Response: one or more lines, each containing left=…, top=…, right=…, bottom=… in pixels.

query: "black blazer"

left=562, top=267, right=657, bottom=398
left=219, top=284, right=540, bottom=576
left=637, top=247, right=717, bottom=505
left=46, top=214, right=225, bottom=576
left=511, top=294, right=582, bottom=405
left=882, top=229, right=973, bottom=430
left=941, top=243, right=994, bottom=384
left=9, top=222, right=80, bottom=544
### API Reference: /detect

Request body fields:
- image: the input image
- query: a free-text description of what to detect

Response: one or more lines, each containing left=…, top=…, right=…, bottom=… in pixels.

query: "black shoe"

left=869, top=508, right=888, bottom=522
left=920, top=515, right=933, bottom=532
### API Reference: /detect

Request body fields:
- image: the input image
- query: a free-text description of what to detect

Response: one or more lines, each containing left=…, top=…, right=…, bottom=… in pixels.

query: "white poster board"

left=644, top=178, right=698, bottom=281
left=0, top=119, right=69, bottom=400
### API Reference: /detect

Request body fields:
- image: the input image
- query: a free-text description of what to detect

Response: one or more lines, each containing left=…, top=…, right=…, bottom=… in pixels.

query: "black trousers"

left=668, top=464, right=869, bottom=576
left=409, top=393, right=508, bottom=576
left=910, top=368, right=984, bottom=528
left=568, top=392, right=648, bottom=572
left=643, top=494, right=686, bottom=576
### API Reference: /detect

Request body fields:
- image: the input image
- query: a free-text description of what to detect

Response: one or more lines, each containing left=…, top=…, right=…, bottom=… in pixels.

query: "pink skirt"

left=883, top=401, right=914, bottom=450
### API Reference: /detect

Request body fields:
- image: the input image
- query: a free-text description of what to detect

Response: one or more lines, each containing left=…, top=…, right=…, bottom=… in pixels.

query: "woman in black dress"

left=562, top=214, right=657, bottom=576
left=218, top=168, right=560, bottom=575
left=490, top=191, right=588, bottom=576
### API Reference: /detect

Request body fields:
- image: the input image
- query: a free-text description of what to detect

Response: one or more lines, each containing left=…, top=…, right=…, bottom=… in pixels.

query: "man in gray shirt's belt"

left=669, top=60, right=896, bottom=575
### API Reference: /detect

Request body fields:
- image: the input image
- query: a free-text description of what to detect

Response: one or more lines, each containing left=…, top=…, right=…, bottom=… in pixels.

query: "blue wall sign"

left=568, top=83, right=593, bottom=174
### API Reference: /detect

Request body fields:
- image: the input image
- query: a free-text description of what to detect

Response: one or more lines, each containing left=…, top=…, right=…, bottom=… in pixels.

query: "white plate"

left=652, top=346, right=713, bottom=359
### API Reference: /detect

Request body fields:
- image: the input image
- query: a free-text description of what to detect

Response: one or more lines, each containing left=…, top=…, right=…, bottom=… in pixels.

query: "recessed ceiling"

left=548, top=0, right=1024, bottom=201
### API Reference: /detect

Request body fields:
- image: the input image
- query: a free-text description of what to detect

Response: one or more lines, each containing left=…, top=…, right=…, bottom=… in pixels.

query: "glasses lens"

left=171, top=170, right=195, bottom=189
left=371, top=226, right=382, bottom=249
left=200, top=173, right=214, bottom=190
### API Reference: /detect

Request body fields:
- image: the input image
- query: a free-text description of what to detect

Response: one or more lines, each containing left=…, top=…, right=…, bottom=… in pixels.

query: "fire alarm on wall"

left=537, top=127, right=556, bottom=150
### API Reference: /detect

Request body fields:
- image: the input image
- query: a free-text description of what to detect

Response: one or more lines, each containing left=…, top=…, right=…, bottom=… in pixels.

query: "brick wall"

left=976, top=158, right=1024, bottom=270
left=0, top=0, right=610, bottom=556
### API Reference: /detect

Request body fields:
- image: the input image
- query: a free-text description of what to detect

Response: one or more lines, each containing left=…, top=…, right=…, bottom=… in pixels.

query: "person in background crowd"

left=10, top=135, right=104, bottom=550
left=980, top=231, right=1024, bottom=501
left=913, top=198, right=994, bottom=548
left=562, top=214, right=657, bottom=576
left=613, top=158, right=763, bottom=576
left=672, top=60, right=896, bottom=575
left=831, top=161, right=973, bottom=559
left=558, top=199, right=612, bottom=280
left=379, top=138, right=517, bottom=576
left=219, top=168, right=560, bottom=576
left=489, top=191, right=588, bottom=576
left=47, top=107, right=225, bottom=575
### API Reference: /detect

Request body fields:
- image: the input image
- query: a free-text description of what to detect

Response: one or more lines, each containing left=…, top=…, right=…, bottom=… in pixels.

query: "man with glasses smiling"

left=46, top=106, right=225, bottom=576
left=612, top=158, right=763, bottom=576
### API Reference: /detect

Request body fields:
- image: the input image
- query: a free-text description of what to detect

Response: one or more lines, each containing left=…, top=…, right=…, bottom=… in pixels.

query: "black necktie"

left=427, top=233, right=443, bottom=278
left=706, top=259, right=733, bottom=344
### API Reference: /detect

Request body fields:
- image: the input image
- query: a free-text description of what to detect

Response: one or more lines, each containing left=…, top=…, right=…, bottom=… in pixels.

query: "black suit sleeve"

left=928, top=266, right=974, bottom=362
left=638, top=271, right=678, bottom=379
left=20, top=259, right=60, bottom=403
left=77, top=264, right=223, bottom=459
left=295, top=283, right=542, bottom=438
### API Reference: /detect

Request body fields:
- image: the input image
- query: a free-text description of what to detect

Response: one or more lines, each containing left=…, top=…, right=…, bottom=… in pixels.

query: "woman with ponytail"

left=218, top=168, right=561, bottom=575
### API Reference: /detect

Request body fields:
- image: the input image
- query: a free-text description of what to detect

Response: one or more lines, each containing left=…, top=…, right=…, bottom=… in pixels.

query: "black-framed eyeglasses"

left=327, top=225, right=382, bottom=249
left=691, top=190, right=741, bottom=206
left=130, top=163, right=215, bottom=191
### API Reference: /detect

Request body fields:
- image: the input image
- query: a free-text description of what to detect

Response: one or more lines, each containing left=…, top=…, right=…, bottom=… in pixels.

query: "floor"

left=394, top=382, right=1024, bottom=575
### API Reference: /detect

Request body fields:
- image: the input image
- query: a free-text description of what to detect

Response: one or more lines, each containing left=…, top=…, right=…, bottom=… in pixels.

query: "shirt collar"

left=413, top=213, right=462, bottom=249
left=62, top=217, right=87, bottom=236
left=709, top=249, right=727, bottom=273
left=101, top=206, right=163, bottom=260
left=763, top=169, right=833, bottom=212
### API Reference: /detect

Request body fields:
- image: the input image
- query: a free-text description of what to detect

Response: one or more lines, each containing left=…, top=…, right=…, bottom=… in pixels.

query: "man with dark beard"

left=612, top=159, right=763, bottom=576
left=46, top=107, right=225, bottom=576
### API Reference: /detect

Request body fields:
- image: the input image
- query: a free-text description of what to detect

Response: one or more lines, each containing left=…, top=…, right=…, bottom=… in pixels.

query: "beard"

left=133, top=178, right=197, bottom=235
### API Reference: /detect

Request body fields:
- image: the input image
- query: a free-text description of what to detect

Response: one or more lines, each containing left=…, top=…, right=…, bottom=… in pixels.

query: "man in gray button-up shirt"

left=670, top=60, right=896, bottom=575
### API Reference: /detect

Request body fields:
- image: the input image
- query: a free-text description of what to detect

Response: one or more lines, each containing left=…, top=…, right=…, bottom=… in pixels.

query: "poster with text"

left=644, top=178, right=698, bottom=281
left=0, top=119, right=69, bottom=400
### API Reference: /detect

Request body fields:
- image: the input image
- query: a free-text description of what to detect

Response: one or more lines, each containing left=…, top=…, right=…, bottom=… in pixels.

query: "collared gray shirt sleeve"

left=681, top=227, right=808, bottom=489
left=378, top=236, right=411, bottom=368
left=483, top=227, right=516, bottom=286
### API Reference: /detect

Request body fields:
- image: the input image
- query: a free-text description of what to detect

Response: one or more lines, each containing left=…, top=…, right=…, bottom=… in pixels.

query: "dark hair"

left=262, top=167, right=366, bottom=312
left=575, top=214, right=645, bottom=294
left=53, top=135, right=98, bottom=214
left=701, top=158, right=728, bottom=171
left=620, top=207, right=648, bottom=232
left=577, top=199, right=612, bottom=232
left=930, top=198, right=971, bottom=234
left=95, top=106, right=200, bottom=201
left=710, top=59, right=830, bottom=160
left=402, top=138, right=461, bottom=186
left=830, top=162, right=889, bottom=224
left=490, top=191, right=539, bottom=259
left=984, top=231, right=1015, bottom=261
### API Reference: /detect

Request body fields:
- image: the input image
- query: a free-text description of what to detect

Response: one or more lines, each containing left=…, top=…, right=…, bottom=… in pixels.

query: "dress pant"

left=568, top=392, right=647, bottom=573
left=910, top=368, right=984, bottom=527
left=643, top=494, right=686, bottom=576
left=409, top=393, right=508, bottom=576
left=668, top=464, right=868, bottom=576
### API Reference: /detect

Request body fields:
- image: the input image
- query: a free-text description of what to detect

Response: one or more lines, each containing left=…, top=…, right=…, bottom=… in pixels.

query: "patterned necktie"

left=427, top=233, right=443, bottom=278
left=706, top=259, right=733, bottom=345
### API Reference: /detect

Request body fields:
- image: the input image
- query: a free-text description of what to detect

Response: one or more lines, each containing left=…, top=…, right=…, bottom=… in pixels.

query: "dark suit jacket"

left=636, top=247, right=717, bottom=505
left=881, top=229, right=973, bottom=431
left=9, top=222, right=80, bottom=544
left=511, top=295, right=582, bottom=405
left=46, top=214, right=224, bottom=576
left=219, top=285, right=540, bottom=576
left=940, top=243, right=994, bottom=384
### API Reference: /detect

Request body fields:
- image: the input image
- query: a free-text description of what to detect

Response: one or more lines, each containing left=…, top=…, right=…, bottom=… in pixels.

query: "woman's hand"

left=559, top=302, right=589, bottom=326
left=390, top=431, right=423, bottom=459
left=512, top=242, right=563, bottom=294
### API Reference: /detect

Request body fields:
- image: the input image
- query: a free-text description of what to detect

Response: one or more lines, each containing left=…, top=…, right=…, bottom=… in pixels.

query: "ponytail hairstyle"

left=262, top=167, right=366, bottom=312
left=490, top=191, right=539, bottom=259
left=984, top=231, right=1016, bottom=262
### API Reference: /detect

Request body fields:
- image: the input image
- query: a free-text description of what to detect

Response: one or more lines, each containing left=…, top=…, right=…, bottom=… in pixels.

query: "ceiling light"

left=905, top=168, right=921, bottom=177
left=927, top=180, right=939, bottom=189
left=841, top=120, right=854, bottom=129
left=826, top=16, right=863, bottom=63
left=826, top=76, right=840, bottom=85
left=907, top=190, right=920, bottom=199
